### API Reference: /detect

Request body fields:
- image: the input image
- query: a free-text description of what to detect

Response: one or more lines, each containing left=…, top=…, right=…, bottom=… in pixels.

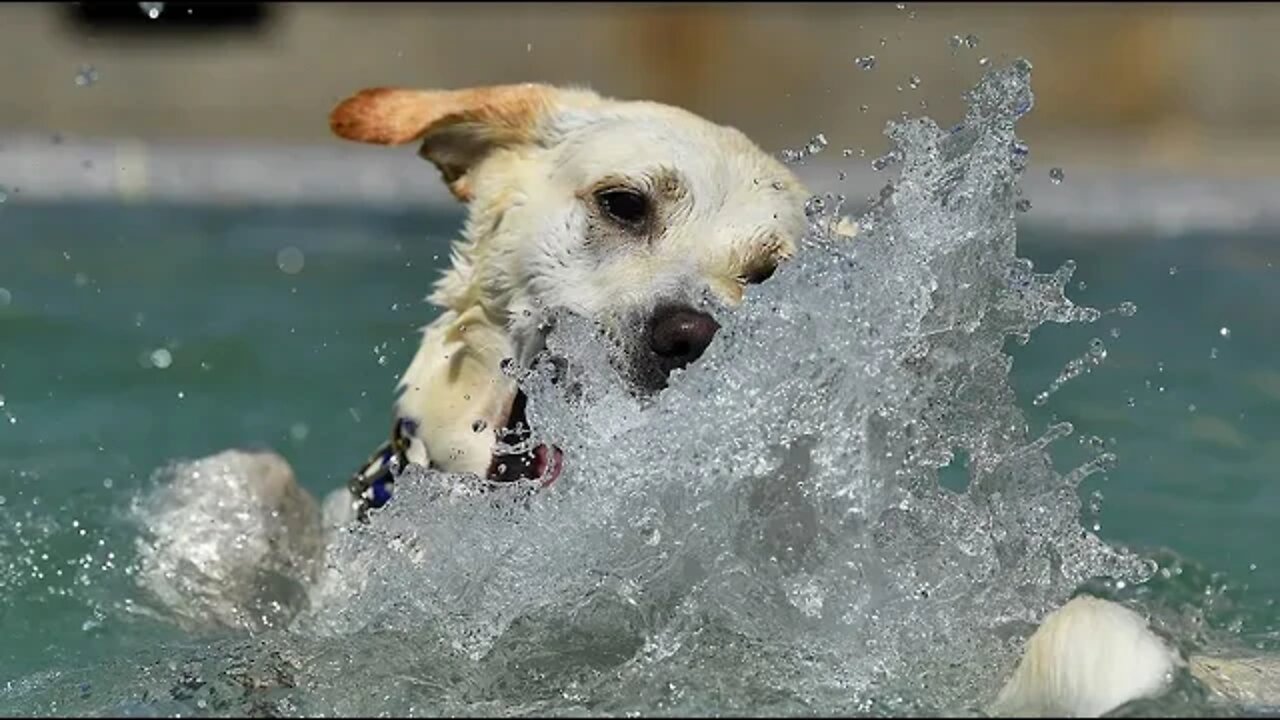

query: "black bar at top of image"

left=63, top=2, right=273, bottom=35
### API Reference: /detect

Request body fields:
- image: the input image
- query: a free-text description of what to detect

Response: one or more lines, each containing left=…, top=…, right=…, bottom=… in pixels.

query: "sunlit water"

left=1, top=62, right=1278, bottom=716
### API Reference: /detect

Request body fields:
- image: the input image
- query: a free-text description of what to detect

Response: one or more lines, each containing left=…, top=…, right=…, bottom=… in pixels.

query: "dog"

left=324, top=82, right=813, bottom=525
left=139, top=82, right=1277, bottom=716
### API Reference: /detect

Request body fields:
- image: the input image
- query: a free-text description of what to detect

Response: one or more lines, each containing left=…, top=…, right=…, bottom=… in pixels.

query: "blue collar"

left=347, top=417, right=418, bottom=522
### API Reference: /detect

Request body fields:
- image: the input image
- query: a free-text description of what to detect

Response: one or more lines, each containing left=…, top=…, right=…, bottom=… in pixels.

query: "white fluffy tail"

left=989, top=595, right=1183, bottom=717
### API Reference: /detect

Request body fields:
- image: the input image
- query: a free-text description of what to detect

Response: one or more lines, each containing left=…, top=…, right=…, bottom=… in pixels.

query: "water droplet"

left=1109, top=327, right=1121, bottom=338
left=138, top=2, right=164, bottom=20
left=1049, top=167, right=1064, bottom=184
left=472, top=419, right=488, bottom=433
left=1168, top=266, right=1178, bottom=276
left=176, top=390, right=185, bottom=399
left=0, top=288, right=11, bottom=306
left=1219, top=326, right=1231, bottom=339
left=102, top=478, right=113, bottom=489
left=74, top=64, right=99, bottom=88
left=1015, top=198, right=1032, bottom=213
left=1126, top=396, right=1136, bottom=407
left=963, top=34, right=980, bottom=48
left=841, top=148, right=854, bottom=158
left=871, top=151, right=900, bottom=172
left=276, top=246, right=305, bottom=274
left=804, top=196, right=827, bottom=218
left=0, top=395, right=5, bottom=408
left=149, top=348, right=173, bottom=369
left=860, top=103, right=869, bottom=113
left=1117, top=301, right=1138, bottom=317
left=907, top=74, right=922, bottom=89
left=855, top=55, right=877, bottom=70
left=978, top=56, right=990, bottom=67
left=1187, top=403, right=1197, bottom=413
left=526, top=43, right=533, bottom=52
left=805, top=133, right=829, bottom=156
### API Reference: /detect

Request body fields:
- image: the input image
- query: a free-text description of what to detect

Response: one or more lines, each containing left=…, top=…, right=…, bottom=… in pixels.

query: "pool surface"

left=2, top=198, right=1279, bottom=709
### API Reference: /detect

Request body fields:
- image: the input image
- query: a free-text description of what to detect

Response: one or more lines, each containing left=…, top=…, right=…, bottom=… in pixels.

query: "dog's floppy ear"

left=329, top=83, right=566, bottom=202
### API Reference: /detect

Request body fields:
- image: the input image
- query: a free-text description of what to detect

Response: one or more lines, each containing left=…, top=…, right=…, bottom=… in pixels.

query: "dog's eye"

left=742, top=263, right=777, bottom=285
left=596, top=188, right=649, bottom=227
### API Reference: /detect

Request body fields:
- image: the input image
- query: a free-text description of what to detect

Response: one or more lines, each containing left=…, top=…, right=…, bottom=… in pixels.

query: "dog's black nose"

left=648, top=306, right=720, bottom=371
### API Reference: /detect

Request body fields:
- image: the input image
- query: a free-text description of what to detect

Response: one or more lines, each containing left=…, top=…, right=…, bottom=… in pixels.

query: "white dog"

left=138, top=83, right=1276, bottom=716
left=325, top=82, right=811, bottom=525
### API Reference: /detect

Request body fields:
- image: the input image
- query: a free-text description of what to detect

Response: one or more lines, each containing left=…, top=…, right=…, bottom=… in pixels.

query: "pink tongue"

left=534, top=445, right=565, bottom=487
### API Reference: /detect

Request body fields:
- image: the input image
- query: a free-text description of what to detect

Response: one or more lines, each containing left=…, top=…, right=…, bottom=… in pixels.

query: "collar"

left=346, top=415, right=560, bottom=523
left=347, top=418, right=417, bottom=522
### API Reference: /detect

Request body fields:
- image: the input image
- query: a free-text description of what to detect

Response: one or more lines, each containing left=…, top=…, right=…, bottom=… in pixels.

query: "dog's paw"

left=133, top=449, right=325, bottom=633
left=989, top=595, right=1182, bottom=717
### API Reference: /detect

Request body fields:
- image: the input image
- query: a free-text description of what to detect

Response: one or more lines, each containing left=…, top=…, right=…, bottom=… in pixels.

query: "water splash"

left=1, top=60, right=1203, bottom=716
left=293, top=59, right=1147, bottom=714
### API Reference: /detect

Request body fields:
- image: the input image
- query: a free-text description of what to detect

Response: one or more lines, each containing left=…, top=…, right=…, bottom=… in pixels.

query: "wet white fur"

left=391, top=90, right=810, bottom=479
left=991, top=595, right=1181, bottom=716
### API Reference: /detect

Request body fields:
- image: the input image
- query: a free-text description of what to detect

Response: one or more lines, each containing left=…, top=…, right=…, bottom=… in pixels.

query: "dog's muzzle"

left=347, top=305, right=719, bottom=520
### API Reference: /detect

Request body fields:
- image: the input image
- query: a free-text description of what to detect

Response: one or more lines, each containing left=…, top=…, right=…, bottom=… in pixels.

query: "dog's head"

left=332, top=83, right=809, bottom=394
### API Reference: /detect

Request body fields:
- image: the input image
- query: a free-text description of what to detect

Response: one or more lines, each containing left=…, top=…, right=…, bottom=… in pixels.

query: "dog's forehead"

left=549, top=101, right=804, bottom=202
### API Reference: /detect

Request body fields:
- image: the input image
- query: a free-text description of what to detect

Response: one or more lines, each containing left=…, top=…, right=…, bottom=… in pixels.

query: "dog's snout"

left=648, top=306, right=720, bottom=370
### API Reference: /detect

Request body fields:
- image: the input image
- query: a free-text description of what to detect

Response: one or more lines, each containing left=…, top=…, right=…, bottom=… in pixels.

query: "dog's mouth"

left=487, top=388, right=564, bottom=488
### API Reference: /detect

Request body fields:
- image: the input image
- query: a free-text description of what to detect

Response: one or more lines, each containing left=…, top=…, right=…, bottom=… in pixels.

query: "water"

left=1, top=63, right=1279, bottom=715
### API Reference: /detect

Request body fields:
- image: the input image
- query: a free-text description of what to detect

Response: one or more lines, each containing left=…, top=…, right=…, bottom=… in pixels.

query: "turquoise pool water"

left=1, top=199, right=1278, bottom=710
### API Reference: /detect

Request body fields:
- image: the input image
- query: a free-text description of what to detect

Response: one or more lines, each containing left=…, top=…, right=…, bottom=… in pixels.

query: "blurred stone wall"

left=3, top=2, right=1280, bottom=173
